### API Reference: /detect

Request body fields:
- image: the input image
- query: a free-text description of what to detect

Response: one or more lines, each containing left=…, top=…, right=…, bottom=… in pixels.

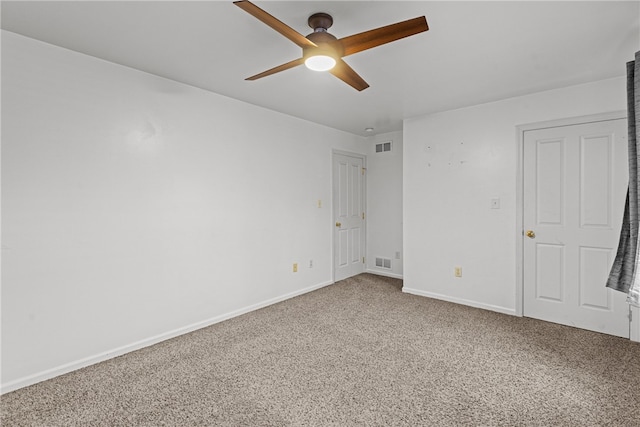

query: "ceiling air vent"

left=375, top=141, right=392, bottom=153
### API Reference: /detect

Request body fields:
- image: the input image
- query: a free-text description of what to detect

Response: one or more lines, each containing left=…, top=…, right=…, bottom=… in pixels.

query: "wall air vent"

left=375, top=257, right=392, bottom=269
left=375, top=141, right=392, bottom=153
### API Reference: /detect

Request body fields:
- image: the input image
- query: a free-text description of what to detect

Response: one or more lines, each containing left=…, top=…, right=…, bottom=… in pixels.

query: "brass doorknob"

left=336, top=222, right=342, bottom=227
left=526, top=230, right=536, bottom=238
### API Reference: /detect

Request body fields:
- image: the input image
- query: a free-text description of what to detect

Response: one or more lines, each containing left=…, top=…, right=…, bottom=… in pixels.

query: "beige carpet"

left=2, top=273, right=639, bottom=426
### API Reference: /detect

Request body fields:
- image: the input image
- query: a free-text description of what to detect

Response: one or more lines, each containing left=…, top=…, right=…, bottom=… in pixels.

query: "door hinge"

left=362, top=167, right=366, bottom=175
left=629, top=309, right=633, bottom=322
left=362, top=257, right=365, bottom=263
left=362, top=212, right=365, bottom=220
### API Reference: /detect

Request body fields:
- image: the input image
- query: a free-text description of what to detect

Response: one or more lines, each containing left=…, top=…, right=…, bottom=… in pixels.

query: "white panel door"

left=333, top=152, right=365, bottom=281
left=523, top=119, right=629, bottom=337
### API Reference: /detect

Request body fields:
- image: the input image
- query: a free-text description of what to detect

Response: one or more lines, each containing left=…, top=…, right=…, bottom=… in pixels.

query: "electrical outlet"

left=293, top=263, right=298, bottom=273
left=317, top=199, right=322, bottom=208
left=309, top=259, right=313, bottom=268
left=454, top=266, right=462, bottom=277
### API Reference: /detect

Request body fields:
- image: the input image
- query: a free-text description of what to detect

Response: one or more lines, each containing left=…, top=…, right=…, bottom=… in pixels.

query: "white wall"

left=366, top=131, right=403, bottom=278
left=403, top=77, right=627, bottom=314
left=1, top=31, right=367, bottom=392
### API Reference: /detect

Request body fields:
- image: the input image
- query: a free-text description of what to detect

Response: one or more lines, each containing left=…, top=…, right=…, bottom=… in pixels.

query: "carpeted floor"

left=1, top=273, right=639, bottom=426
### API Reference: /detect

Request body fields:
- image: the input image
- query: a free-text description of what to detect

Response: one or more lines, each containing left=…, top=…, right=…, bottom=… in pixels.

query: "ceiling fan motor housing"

left=305, top=14, right=344, bottom=60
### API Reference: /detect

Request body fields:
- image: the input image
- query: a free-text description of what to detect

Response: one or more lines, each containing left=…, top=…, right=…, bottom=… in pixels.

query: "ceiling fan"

left=234, top=0, right=429, bottom=91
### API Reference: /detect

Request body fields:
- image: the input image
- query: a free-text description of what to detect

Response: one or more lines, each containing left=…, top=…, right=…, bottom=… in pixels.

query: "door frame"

left=331, top=149, right=367, bottom=282
left=515, top=111, right=630, bottom=326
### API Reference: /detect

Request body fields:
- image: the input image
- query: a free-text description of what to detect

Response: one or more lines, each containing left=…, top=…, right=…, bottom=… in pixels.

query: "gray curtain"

left=607, top=51, right=640, bottom=307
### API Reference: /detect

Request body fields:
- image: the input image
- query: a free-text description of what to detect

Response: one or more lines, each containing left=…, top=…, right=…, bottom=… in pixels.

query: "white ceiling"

left=2, top=1, right=639, bottom=136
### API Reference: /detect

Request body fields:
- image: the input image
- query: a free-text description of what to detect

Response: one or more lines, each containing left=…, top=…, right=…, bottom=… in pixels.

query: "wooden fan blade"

left=234, top=0, right=317, bottom=49
left=246, top=58, right=305, bottom=81
left=336, top=16, right=428, bottom=57
left=329, top=59, right=370, bottom=91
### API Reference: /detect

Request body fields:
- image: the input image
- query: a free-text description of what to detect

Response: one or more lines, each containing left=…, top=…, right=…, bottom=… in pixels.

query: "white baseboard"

left=365, top=269, right=403, bottom=280
left=1, top=280, right=334, bottom=395
left=402, top=287, right=517, bottom=316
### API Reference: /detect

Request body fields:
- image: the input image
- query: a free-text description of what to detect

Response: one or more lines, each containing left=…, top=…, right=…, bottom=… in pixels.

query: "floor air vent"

left=375, top=257, right=392, bottom=269
left=375, top=141, right=392, bottom=153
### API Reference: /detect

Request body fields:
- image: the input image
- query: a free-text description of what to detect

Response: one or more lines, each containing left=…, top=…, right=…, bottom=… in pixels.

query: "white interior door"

left=523, top=118, right=629, bottom=338
left=333, top=152, right=365, bottom=281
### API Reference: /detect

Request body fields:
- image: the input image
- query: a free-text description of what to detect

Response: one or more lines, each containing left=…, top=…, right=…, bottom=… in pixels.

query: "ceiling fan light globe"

left=304, top=55, right=336, bottom=72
